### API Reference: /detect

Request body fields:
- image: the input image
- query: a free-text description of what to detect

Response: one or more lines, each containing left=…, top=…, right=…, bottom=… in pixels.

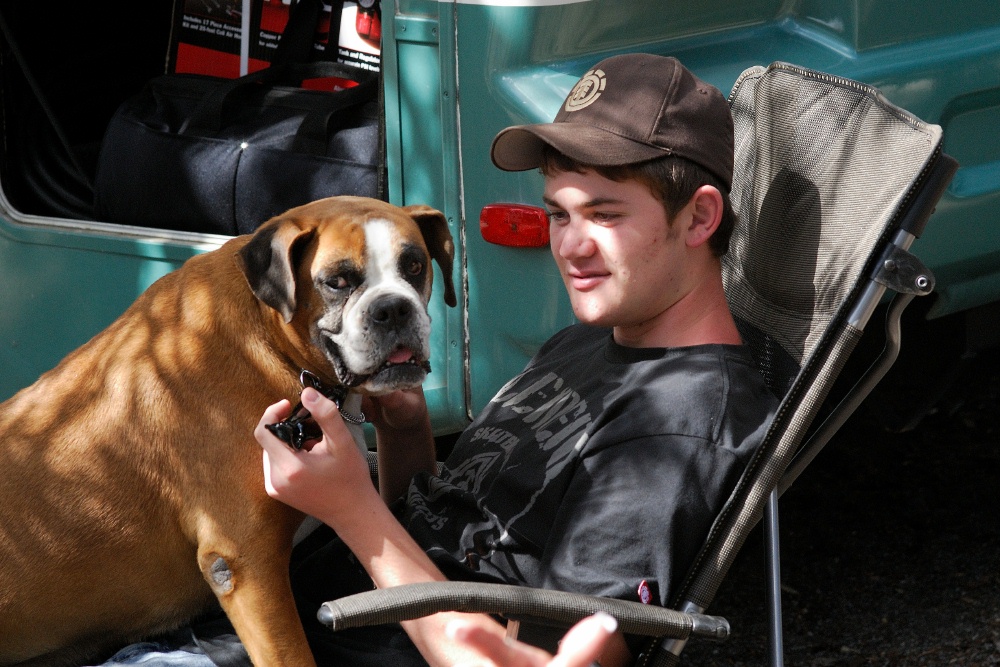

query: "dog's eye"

left=405, top=260, right=424, bottom=276
left=326, top=275, right=350, bottom=290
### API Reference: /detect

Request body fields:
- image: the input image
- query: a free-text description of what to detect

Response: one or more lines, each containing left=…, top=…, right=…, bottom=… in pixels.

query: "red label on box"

left=168, top=0, right=379, bottom=79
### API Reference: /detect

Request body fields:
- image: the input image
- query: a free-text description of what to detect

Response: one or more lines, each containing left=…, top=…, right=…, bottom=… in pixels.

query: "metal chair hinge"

left=875, top=245, right=935, bottom=296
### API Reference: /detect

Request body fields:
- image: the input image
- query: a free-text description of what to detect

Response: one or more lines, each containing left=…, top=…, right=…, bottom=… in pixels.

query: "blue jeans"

left=99, top=643, right=217, bottom=667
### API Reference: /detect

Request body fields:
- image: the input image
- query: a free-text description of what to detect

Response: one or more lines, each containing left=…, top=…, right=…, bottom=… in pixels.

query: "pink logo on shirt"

left=638, top=580, right=652, bottom=604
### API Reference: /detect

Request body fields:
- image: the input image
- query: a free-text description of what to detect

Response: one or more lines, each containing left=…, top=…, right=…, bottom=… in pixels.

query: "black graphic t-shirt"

left=400, top=323, right=777, bottom=607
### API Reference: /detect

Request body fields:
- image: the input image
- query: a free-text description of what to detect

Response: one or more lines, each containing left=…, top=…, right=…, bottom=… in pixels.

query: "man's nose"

left=555, top=218, right=596, bottom=259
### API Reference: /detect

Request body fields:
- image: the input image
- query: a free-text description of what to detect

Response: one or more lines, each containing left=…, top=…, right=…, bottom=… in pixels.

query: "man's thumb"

left=301, top=387, right=340, bottom=425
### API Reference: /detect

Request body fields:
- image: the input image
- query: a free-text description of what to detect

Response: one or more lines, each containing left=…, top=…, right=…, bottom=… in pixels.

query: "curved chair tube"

left=317, top=581, right=731, bottom=641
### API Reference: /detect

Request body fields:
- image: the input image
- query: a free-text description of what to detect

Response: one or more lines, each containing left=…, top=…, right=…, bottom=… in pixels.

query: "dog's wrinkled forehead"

left=312, top=213, right=425, bottom=264
left=309, top=213, right=429, bottom=287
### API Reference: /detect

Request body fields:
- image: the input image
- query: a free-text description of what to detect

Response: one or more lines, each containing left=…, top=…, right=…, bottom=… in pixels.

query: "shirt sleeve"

left=536, top=431, right=747, bottom=608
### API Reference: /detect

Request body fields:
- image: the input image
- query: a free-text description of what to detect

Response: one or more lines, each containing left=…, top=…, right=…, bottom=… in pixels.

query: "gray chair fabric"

left=678, top=61, right=946, bottom=613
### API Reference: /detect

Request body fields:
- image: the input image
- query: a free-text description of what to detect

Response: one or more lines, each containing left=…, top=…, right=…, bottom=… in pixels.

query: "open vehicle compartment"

left=2, top=0, right=1000, bottom=435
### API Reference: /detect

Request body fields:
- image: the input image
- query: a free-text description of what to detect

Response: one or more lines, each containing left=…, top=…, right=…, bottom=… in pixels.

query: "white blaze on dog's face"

left=314, top=216, right=434, bottom=394
left=237, top=197, right=456, bottom=396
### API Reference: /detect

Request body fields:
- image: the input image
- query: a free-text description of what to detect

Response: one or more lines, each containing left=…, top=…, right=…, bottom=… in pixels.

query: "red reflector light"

left=480, top=204, right=550, bottom=248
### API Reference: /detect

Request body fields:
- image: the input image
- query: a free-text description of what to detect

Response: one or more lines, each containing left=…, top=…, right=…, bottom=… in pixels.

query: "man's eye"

left=547, top=211, right=568, bottom=224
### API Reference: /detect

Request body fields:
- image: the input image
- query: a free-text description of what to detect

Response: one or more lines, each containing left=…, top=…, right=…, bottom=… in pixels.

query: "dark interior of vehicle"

left=0, top=2, right=174, bottom=221
left=0, top=1, right=382, bottom=235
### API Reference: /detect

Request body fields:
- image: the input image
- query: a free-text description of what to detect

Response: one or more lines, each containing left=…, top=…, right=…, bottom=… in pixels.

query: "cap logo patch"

left=565, top=68, right=606, bottom=112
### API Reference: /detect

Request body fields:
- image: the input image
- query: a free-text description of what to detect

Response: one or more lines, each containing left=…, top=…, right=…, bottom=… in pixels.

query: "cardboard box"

left=168, top=0, right=380, bottom=79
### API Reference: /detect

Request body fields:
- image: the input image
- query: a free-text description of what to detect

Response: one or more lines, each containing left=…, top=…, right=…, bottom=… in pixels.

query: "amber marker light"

left=479, top=204, right=550, bottom=248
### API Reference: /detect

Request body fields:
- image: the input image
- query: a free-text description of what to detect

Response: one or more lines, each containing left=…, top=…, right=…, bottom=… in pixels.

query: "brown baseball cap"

left=490, top=53, right=734, bottom=189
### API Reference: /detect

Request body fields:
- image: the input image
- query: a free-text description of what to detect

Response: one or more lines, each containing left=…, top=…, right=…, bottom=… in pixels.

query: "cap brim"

left=490, top=123, right=668, bottom=172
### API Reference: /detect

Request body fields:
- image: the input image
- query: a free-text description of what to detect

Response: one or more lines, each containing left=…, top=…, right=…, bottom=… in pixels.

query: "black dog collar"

left=265, top=369, right=366, bottom=450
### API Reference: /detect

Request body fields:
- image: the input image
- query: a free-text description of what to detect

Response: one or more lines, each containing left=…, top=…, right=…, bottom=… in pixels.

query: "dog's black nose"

left=370, top=296, right=414, bottom=330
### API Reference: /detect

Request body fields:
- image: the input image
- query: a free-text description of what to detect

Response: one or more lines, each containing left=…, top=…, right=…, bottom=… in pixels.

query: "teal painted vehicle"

left=2, top=0, right=999, bottom=433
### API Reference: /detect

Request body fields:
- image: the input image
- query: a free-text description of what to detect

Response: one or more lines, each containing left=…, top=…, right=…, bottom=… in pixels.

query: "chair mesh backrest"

left=672, top=63, right=943, bottom=613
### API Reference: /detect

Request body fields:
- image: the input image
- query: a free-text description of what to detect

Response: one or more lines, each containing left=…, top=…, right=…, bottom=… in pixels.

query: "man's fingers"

left=550, top=612, right=618, bottom=667
left=446, top=620, right=549, bottom=667
left=262, top=449, right=277, bottom=495
left=445, top=614, right=617, bottom=667
left=255, top=399, right=293, bottom=449
left=364, top=387, right=428, bottom=431
left=300, top=387, right=354, bottom=440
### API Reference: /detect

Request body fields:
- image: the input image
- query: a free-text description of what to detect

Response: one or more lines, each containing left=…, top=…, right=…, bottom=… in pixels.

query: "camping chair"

left=318, top=62, right=959, bottom=666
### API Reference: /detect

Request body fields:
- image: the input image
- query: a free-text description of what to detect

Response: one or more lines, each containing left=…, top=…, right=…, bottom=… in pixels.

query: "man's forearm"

left=373, top=399, right=438, bottom=504
left=329, top=488, right=507, bottom=667
left=260, top=391, right=502, bottom=665
left=375, top=423, right=436, bottom=503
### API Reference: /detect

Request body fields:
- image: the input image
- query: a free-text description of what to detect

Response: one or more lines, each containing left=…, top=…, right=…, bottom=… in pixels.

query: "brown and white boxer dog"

left=0, top=196, right=456, bottom=667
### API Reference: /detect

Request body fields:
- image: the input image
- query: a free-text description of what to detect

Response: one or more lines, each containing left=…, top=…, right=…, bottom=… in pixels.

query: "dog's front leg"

left=197, top=541, right=317, bottom=667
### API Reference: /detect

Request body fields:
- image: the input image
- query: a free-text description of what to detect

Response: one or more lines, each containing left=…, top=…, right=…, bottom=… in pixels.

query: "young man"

left=98, top=53, right=776, bottom=667
left=255, top=53, right=777, bottom=667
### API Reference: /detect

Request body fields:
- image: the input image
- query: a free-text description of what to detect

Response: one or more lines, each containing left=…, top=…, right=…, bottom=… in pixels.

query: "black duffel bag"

left=93, top=61, right=380, bottom=236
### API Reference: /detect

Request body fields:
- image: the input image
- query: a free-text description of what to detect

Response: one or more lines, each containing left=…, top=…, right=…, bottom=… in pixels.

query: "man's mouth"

left=567, top=269, right=609, bottom=291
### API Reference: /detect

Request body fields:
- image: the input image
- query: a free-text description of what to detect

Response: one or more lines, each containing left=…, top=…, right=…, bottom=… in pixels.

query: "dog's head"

left=236, top=196, right=456, bottom=395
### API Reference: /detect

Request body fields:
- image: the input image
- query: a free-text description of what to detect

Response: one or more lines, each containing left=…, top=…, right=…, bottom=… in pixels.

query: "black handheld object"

left=266, top=370, right=352, bottom=450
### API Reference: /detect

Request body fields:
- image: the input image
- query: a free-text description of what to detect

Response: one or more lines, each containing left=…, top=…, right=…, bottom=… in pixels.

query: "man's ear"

left=404, top=204, right=457, bottom=308
left=236, top=218, right=315, bottom=323
left=685, top=185, right=724, bottom=249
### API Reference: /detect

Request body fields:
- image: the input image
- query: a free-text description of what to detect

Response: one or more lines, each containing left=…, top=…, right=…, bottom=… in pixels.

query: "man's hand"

left=256, top=387, right=380, bottom=526
left=363, top=387, right=430, bottom=432
left=363, top=386, right=438, bottom=503
left=258, top=389, right=521, bottom=667
left=446, top=613, right=619, bottom=667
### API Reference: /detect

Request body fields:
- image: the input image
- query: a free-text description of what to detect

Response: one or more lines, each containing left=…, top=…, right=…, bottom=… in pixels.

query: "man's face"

left=543, top=168, right=699, bottom=343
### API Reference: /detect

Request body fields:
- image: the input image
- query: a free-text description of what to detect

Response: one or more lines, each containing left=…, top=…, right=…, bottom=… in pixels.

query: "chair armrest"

left=317, top=581, right=729, bottom=641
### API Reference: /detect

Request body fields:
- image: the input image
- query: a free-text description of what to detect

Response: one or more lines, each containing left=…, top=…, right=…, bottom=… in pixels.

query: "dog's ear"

left=404, top=205, right=457, bottom=308
left=236, top=219, right=316, bottom=323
